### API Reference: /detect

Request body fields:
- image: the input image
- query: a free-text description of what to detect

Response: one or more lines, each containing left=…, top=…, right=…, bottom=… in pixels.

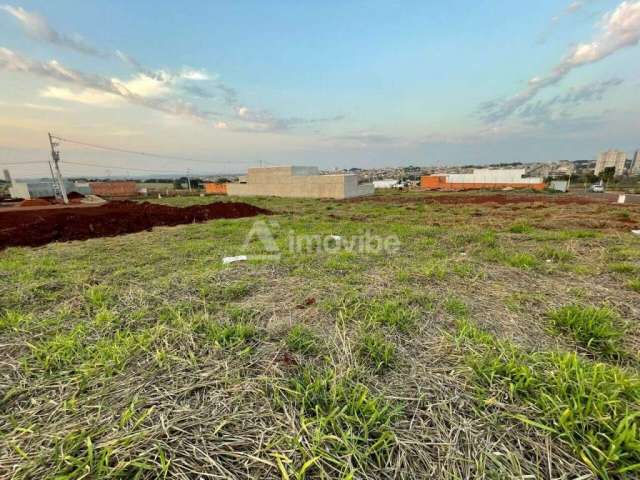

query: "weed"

left=206, top=322, right=257, bottom=348
left=84, top=285, right=112, bottom=309
left=548, top=305, right=625, bottom=357
left=444, top=297, right=469, bottom=319
left=331, top=295, right=417, bottom=333
left=272, top=367, right=400, bottom=477
left=226, top=305, right=259, bottom=322
left=0, top=310, right=31, bottom=331
left=285, top=325, right=319, bottom=355
left=509, top=223, right=533, bottom=234
left=365, top=299, right=417, bottom=332
left=609, top=262, right=638, bottom=274
left=628, top=278, right=640, bottom=293
left=456, top=320, right=640, bottom=478
left=357, top=332, right=396, bottom=372
left=505, top=252, right=539, bottom=270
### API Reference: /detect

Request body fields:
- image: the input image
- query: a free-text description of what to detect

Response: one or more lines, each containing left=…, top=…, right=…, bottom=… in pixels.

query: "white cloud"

left=0, top=4, right=105, bottom=56
left=482, top=0, right=640, bottom=123
left=113, top=73, right=171, bottom=98
left=181, top=68, right=210, bottom=81
left=40, top=86, right=122, bottom=106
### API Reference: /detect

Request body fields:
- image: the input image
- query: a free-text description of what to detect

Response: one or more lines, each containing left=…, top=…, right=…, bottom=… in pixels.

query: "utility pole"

left=48, top=133, right=68, bottom=204
left=187, top=169, right=192, bottom=192
left=48, top=161, right=61, bottom=199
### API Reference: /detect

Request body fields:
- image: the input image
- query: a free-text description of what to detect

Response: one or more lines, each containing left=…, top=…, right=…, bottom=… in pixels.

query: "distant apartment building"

left=594, top=149, right=626, bottom=176
left=631, top=150, right=640, bottom=176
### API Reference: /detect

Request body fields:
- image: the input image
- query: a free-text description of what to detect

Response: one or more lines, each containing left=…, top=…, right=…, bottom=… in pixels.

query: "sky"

left=0, top=0, right=639, bottom=178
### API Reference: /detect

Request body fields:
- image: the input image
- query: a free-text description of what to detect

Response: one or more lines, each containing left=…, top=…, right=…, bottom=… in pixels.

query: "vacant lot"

left=1, top=192, right=639, bottom=479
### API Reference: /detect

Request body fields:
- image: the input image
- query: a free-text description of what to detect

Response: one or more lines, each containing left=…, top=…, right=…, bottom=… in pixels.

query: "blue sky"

left=1, top=0, right=639, bottom=177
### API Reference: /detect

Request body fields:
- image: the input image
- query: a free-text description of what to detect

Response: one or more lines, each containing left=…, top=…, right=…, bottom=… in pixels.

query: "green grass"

left=505, top=252, right=540, bottom=270
left=270, top=366, right=400, bottom=478
left=509, top=223, right=534, bottom=234
left=547, top=305, right=625, bottom=357
left=285, top=325, right=319, bottom=355
left=609, top=262, right=639, bottom=274
left=205, top=321, right=258, bottom=348
left=444, top=296, right=469, bottom=319
left=628, top=278, right=640, bottom=293
left=331, top=295, right=418, bottom=333
left=457, top=319, right=640, bottom=478
left=357, top=331, right=396, bottom=372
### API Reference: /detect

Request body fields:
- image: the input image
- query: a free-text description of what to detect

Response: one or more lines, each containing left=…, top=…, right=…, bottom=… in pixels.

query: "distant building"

left=421, top=168, right=544, bottom=191
left=594, top=149, right=626, bottom=176
left=631, top=150, right=640, bottom=176
left=226, top=166, right=374, bottom=199
left=373, top=179, right=399, bottom=189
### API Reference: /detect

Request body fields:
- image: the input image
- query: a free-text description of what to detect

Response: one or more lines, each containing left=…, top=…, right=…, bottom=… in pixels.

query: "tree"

left=600, top=167, right=616, bottom=183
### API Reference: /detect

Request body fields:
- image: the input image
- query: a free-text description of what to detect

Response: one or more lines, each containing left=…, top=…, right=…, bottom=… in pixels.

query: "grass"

left=205, top=321, right=258, bottom=348
left=270, top=366, right=400, bottom=477
left=547, top=305, right=625, bottom=357
left=285, top=325, right=319, bottom=355
left=2, top=192, right=640, bottom=478
left=456, top=319, right=640, bottom=478
left=609, top=262, right=639, bottom=274
left=357, top=331, right=396, bottom=372
left=628, top=278, right=640, bottom=293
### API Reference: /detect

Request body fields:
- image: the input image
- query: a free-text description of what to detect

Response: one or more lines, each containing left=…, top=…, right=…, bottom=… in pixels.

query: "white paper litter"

left=222, top=255, right=248, bottom=264
left=329, top=235, right=342, bottom=241
left=632, top=230, right=640, bottom=235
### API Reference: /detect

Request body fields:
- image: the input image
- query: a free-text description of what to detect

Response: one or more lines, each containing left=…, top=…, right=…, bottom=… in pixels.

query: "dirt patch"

left=0, top=200, right=271, bottom=250
left=19, top=198, right=53, bottom=208
left=348, top=193, right=606, bottom=206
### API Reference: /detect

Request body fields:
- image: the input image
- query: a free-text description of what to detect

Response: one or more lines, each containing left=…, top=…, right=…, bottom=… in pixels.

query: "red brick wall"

left=89, top=181, right=138, bottom=197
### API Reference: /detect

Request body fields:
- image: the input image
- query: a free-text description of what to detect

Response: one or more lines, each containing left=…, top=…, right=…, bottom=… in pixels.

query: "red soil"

left=19, top=198, right=53, bottom=207
left=0, top=200, right=271, bottom=250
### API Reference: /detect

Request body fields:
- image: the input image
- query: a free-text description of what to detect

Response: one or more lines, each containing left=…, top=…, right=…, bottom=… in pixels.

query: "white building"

left=373, top=179, right=399, bottom=189
left=631, top=150, right=640, bottom=176
left=594, top=149, right=627, bottom=176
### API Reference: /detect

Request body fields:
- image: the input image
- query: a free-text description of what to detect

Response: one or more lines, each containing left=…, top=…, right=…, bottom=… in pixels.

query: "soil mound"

left=0, top=200, right=271, bottom=250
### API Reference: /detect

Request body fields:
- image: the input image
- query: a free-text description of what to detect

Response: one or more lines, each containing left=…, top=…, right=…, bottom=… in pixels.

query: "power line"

left=51, top=134, right=256, bottom=166
left=0, top=161, right=50, bottom=166
left=64, top=160, right=194, bottom=174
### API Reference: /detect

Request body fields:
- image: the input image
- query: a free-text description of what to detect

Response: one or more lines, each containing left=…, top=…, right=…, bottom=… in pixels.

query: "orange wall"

left=420, top=176, right=446, bottom=188
left=420, top=176, right=544, bottom=191
left=204, top=183, right=228, bottom=195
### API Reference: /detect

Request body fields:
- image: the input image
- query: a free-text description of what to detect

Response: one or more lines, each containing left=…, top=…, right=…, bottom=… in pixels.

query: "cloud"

left=330, top=133, right=400, bottom=145
left=1, top=3, right=344, bottom=134
left=40, top=86, right=122, bottom=106
left=0, top=47, right=210, bottom=121
left=180, top=68, right=210, bottom=81
left=1, top=4, right=106, bottom=57
left=518, top=77, right=623, bottom=124
left=483, top=0, right=640, bottom=123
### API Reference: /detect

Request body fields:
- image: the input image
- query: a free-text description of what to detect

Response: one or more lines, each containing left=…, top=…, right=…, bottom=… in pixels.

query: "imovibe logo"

left=241, top=220, right=401, bottom=261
